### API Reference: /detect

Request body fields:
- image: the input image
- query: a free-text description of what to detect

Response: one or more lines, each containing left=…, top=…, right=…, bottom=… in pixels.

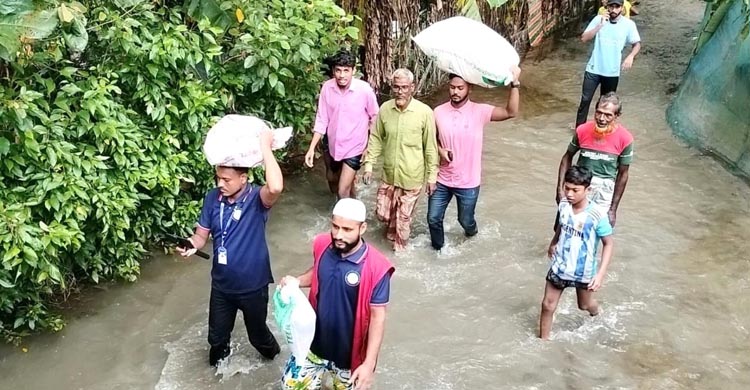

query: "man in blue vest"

left=178, top=130, right=283, bottom=366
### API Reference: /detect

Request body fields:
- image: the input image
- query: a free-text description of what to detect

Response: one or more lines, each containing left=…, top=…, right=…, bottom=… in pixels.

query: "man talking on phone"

left=177, top=130, right=283, bottom=367
left=575, top=0, right=641, bottom=127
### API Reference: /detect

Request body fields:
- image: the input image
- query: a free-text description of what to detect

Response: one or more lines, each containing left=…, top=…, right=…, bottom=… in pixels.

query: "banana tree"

left=455, top=0, right=510, bottom=21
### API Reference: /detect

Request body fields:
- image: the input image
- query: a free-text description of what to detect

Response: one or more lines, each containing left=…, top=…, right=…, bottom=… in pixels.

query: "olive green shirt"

left=363, top=98, right=439, bottom=190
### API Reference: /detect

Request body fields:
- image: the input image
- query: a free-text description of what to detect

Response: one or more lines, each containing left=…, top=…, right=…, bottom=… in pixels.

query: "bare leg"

left=539, top=281, right=564, bottom=340
left=575, top=288, right=600, bottom=316
left=337, top=164, right=358, bottom=199
left=322, top=152, right=338, bottom=195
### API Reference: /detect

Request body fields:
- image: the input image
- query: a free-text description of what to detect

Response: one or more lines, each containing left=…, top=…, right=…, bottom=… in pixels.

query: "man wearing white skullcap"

left=332, top=197, right=367, bottom=223
left=280, top=199, right=395, bottom=390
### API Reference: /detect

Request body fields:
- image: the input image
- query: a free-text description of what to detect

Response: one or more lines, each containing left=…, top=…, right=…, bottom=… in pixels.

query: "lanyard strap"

left=219, top=187, right=251, bottom=248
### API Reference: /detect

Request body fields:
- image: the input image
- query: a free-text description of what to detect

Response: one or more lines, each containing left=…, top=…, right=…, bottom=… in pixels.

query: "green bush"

left=0, top=0, right=357, bottom=343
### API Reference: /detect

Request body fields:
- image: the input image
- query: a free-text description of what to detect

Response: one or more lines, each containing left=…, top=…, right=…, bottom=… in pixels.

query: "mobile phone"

left=164, top=234, right=211, bottom=259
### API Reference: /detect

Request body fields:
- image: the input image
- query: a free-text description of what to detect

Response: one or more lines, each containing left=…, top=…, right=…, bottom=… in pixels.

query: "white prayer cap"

left=332, top=198, right=367, bottom=222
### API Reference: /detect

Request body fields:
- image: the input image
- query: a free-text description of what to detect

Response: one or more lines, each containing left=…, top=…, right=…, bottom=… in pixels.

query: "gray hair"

left=391, top=68, right=414, bottom=83
left=597, top=92, right=622, bottom=115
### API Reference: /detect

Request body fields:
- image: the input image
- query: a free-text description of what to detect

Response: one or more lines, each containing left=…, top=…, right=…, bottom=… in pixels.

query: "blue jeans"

left=427, top=183, right=480, bottom=250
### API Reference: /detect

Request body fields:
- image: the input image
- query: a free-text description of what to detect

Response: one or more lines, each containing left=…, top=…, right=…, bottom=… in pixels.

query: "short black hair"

left=218, top=166, right=248, bottom=175
left=564, top=166, right=593, bottom=187
left=330, top=49, right=356, bottom=68
left=448, top=73, right=463, bottom=80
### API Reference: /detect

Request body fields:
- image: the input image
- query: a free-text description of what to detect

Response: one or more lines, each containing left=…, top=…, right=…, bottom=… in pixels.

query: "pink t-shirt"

left=313, top=78, right=379, bottom=161
left=434, top=100, right=494, bottom=188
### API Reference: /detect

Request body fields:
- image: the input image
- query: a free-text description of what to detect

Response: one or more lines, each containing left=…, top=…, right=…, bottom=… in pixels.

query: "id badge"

left=232, top=208, right=242, bottom=221
left=217, top=246, right=228, bottom=265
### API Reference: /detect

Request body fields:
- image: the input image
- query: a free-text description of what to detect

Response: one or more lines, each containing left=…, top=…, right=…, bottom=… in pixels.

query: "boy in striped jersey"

left=539, top=166, right=614, bottom=340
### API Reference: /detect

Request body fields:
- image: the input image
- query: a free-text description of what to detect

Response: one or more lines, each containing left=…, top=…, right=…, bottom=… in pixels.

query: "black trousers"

left=207, top=286, right=280, bottom=365
left=575, top=71, right=620, bottom=127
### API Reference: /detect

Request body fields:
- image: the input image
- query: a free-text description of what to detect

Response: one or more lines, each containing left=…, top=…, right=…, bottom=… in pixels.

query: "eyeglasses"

left=391, top=85, right=411, bottom=92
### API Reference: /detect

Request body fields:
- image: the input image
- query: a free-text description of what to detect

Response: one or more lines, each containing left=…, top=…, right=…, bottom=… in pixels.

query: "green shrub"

left=0, top=0, right=356, bottom=343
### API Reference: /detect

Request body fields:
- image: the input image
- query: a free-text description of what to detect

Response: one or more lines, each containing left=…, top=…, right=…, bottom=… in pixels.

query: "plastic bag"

left=412, top=16, right=520, bottom=88
left=273, top=278, right=316, bottom=363
left=203, top=114, right=293, bottom=168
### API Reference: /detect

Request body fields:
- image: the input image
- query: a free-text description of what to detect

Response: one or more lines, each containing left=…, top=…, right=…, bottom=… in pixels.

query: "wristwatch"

left=510, top=81, right=521, bottom=88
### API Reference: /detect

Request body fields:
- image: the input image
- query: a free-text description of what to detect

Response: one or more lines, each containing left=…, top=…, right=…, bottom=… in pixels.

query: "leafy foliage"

left=0, top=0, right=356, bottom=343
left=455, top=0, right=510, bottom=21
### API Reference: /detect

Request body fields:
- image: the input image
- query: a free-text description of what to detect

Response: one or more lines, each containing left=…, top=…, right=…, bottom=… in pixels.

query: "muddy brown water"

left=2, top=1, right=749, bottom=389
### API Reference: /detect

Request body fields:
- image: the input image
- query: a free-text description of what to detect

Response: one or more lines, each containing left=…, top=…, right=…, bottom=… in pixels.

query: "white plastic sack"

left=412, top=16, right=520, bottom=88
left=273, top=278, right=316, bottom=363
left=203, top=114, right=293, bottom=168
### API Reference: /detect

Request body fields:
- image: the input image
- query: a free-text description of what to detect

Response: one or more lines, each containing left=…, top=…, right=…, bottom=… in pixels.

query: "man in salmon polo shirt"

left=305, top=49, right=379, bottom=200
left=427, top=67, right=521, bottom=251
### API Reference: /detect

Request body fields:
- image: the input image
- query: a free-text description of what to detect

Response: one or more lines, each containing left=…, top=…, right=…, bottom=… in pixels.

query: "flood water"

left=2, top=1, right=749, bottom=389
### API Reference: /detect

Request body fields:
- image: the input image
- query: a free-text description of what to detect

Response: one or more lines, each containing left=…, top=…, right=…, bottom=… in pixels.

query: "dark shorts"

left=546, top=269, right=589, bottom=290
left=321, top=135, right=362, bottom=171
left=329, top=154, right=362, bottom=172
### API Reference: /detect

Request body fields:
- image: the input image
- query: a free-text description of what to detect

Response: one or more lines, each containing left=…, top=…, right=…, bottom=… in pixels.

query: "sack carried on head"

left=203, top=115, right=293, bottom=168
left=413, top=16, right=520, bottom=88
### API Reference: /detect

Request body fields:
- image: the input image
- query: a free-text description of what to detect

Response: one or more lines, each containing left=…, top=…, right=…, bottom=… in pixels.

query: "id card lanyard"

left=217, top=187, right=251, bottom=264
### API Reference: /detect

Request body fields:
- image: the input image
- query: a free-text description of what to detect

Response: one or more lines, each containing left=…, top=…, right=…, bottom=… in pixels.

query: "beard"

left=331, top=233, right=360, bottom=254
left=594, top=121, right=616, bottom=137
left=450, top=94, right=468, bottom=105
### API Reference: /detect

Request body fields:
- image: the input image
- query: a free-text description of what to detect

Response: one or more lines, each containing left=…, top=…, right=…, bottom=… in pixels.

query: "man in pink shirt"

left=305, top=50, right=379, bottom=200
left=428, top=68, right=521, bottom=250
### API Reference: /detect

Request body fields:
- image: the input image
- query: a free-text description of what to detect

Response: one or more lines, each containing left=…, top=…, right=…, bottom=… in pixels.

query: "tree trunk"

left=355, top=0, right=591, bottom=96
left=363, top=0, right=396, bottom=95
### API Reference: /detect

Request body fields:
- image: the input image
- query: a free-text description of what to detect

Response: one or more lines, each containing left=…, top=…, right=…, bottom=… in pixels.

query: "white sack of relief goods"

left=412, top=16, right=520, bottom=88
left=203, top=114, right=293, bottom=168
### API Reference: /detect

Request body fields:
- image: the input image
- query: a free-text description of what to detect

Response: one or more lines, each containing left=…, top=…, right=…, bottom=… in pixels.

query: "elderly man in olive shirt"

left=363, top=68, right=439, bottom=251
